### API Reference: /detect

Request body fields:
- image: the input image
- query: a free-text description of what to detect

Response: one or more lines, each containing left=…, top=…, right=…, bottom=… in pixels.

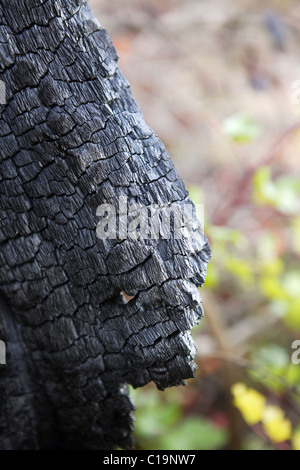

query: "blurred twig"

left=212, top=120, right=300, bottom=226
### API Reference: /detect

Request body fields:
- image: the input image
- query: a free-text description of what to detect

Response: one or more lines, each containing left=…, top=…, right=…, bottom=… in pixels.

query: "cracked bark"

left=0, top=0, right=211, bottom=450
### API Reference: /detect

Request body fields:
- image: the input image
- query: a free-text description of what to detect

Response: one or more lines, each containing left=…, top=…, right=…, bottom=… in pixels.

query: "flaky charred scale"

left=0, top=0, right=211, bottom=450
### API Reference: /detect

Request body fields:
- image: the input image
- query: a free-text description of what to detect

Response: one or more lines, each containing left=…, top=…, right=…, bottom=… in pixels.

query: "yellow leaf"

left=261, top=259, right=284, bottom=277
left=231, top=383, right=246, bottom=396
left=292, top=431, right=300, bottom=450
left=262, top=406, right=292, bottom=443
left=231, top=383, right=266, bottom=425
left=260, top=276, right=289, bottom=301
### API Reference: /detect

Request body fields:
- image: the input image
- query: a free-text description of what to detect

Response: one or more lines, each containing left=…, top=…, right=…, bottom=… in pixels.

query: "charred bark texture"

left=0, top=0, right=211, bottom=449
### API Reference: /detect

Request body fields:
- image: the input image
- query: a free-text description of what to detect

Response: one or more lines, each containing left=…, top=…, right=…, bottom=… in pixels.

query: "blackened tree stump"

left=0, top=0, right=211, bottom=449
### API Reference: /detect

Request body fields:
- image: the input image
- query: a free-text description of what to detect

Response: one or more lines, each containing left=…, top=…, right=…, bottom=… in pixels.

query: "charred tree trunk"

left=0, top=0, right=211, bottom=449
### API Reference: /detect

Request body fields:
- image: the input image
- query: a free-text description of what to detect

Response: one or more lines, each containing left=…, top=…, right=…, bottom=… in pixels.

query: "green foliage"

left=249, top=344, right=298, bottom=393
left=253, top=167, right=300, bottom=215
left=130, top=386, right=228, bottom=450
left=222, top=113, right=262, bottom=143
left=157, top=417, right=228, bottom=450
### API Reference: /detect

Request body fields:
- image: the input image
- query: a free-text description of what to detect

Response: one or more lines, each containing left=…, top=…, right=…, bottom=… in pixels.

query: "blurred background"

left=90, top=0, right=300, bottom=450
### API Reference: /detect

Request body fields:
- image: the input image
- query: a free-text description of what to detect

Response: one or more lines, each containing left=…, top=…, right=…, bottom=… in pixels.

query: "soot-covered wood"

left=0, top=0, right=211, bottom=449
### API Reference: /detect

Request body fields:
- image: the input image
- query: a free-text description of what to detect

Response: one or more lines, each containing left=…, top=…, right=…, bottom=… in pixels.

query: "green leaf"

left=252, top=168, right=300, bottom=214
left=282, top=271, right=300, bottom=298
left=256, top=233, right=280, bottom=261
left=273, top=176, right=300, bottom=215
left=156, top=417, right=228, bottom=450
left=284, top=297, right=300, bottom=330
left=250, top=344, right=291, bottom=392
left=208, top=226, right=246, bottom=248
left=285, top=363, right=300, bottom=387
left=132, top=388, right=182, bottom=439
left=224, top=257, right=254, bottom=288
left=252, top=166, right=277, bottom=206
left=223, top=113, right=262, bottom=143
left=261, top=259, right=284, bottom=277
left=188, top=185, right=204, bottom=206
left=205, top=260, right=220, bottom=289
left=260, top=276, right=289, bottom=301
left=254, top=344, right=290, bottom=369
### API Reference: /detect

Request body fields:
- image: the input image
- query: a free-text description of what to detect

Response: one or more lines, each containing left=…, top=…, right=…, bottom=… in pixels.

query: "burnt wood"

left=0, top=0, right=211, bottom=449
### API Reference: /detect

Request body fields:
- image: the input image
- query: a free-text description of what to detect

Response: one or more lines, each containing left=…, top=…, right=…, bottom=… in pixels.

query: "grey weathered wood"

left=0, top=0, right=211, bottom=449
